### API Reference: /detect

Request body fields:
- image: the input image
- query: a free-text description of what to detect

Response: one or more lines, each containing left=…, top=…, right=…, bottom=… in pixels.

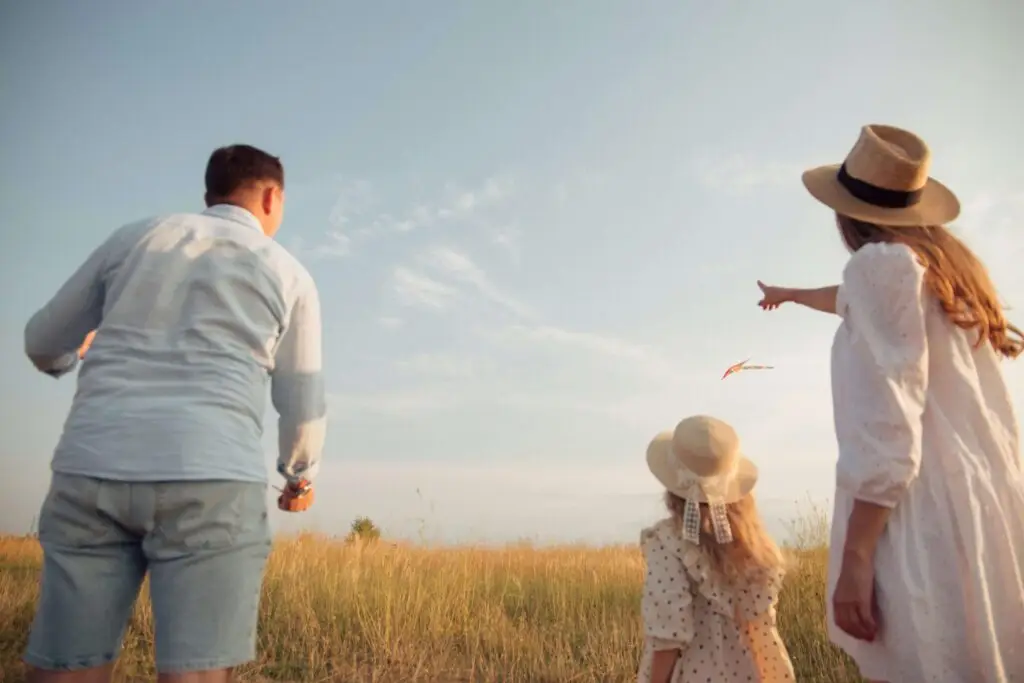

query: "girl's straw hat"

left=646, top=415, right=758, bottom=544
left=802, top=124, right=960, bottom=227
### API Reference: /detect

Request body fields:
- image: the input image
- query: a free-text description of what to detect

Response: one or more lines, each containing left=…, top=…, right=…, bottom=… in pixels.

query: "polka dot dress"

left=637, top=519, right=795, bottom=682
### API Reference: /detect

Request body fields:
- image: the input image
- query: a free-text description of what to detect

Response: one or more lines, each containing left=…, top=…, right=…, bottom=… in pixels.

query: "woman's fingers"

left=836, top=604, right=862, bottom=639
left=859, top=601, right=878, bottom=641
left=756, top=283, right=784, bottom=311
left=835, top=599, right=877, bottom=641
left=851, top=600, right=875, bottom=641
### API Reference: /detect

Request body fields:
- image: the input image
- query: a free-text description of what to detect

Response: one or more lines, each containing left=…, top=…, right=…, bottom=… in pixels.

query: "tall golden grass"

left=0, top=513, right=861, bottom=682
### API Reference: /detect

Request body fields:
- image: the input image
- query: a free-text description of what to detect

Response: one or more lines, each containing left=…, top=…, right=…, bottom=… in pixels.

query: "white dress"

left=828, top=242, right=1024, bottom=682
left=637, top=519, right=795, bottom=683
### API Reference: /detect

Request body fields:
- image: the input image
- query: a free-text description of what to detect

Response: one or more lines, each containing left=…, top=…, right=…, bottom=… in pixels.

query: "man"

left=22, top=144, right=326, bottom=683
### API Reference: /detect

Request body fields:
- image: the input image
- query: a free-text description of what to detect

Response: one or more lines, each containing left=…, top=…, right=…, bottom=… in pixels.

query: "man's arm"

left=25, top=242, right=109, bottom=378
left=271, top=277, right=327, bottom=484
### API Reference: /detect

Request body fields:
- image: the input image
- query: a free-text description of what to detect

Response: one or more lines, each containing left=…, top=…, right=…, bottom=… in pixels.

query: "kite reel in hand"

left=276, top=478, right=314, bottom=512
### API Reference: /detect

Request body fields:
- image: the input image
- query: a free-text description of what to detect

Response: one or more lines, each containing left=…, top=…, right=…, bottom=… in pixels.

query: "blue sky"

left=2, top=2, right=1023, bottom=544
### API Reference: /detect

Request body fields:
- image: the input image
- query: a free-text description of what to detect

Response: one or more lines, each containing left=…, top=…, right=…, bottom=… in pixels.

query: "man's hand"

left=277, top=479, right=315, bottom=512
left=757, top=281, right=795, bottom=311
left=832, top=550, right=879, bottom=642
left=78, top=330, right=97, bottom=359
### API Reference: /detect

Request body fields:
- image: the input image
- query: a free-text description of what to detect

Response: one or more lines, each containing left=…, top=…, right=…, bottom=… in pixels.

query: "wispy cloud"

left=388, top=240, right=684, bottom=389
left=958, top=191, right=1024, bottom=293
left=490, top=224, right=523, bottom=263
left=321, top=175, right=518, bottom=256
left=693, top=154, right=804, bottom=193
left=377, top=316, right=404, bottom=329
left=326, top=178, right=377, bottom=231
left=419, top=246, right=535, bottom=318
left=550, top=168, right=611, bottom=206
left=498, top=324, right=654, bottom=361
left=488, top=323, right=680, bottom=379
left=960, top=191, right=1024, bottom=235
left=435, top=177, right=516, bottom=222
left=327, top=387, right=465, bottom=418
left=394, top=352, right=480, bottom=379
left=392, top=267, right=458, bottom=310
left=309, top=231, right=351, bottom=259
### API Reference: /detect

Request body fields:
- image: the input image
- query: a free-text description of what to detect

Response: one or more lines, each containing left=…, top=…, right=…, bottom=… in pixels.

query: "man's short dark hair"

left=204, top=144, right=284, bottom=201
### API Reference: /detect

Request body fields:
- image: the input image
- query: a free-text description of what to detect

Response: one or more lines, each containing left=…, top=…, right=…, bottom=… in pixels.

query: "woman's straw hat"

left=646, top=415, right=758, bottom=505
left=802, top=124, right=960, bottom=227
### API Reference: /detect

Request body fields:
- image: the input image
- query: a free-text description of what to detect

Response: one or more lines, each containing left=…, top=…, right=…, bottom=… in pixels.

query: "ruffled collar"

left=642, top=518, right=783, bottom=619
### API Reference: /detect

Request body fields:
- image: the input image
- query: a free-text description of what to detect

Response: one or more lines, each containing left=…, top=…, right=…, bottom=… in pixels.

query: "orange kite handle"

left=79, top=330, right=97, bottom=359
left=277, top=479, right=314, bottom=512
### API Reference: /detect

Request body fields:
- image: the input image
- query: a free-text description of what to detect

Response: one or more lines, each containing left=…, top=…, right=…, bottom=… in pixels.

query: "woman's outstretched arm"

left=791, top=285, right=839, bottom=314
left=758, top=281, right=839, bottom=315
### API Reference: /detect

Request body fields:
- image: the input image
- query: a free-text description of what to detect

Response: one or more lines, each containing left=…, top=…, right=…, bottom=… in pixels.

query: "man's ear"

left=260, top=185, right=276, bottom=215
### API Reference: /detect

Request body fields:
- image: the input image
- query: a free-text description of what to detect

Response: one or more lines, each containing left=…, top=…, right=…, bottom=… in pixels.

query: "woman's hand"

left=832, top=551, right=879, bottom=642
left=757, top=281, right=795, bottom=310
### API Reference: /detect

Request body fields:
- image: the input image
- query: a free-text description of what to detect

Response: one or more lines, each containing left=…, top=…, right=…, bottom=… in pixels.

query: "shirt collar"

left=202, top=204, right=265, bottom=233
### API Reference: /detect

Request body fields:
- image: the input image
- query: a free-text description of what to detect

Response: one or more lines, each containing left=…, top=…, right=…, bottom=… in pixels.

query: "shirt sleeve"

left=24, top=233, right=115, bottom=378
left=834, top=242, right=929, bottom=508
left=640, top=525, right=695, bottom=650
left=271, top=274, right=327, bottom=483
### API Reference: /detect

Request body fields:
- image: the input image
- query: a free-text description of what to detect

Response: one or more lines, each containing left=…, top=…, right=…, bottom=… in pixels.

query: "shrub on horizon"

left=345, top=516, right=382, bottom=544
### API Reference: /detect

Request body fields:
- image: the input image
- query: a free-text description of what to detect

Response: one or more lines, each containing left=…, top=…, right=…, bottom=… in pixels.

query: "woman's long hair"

left=837, top=214, right=1024, bottom=359
left=665, top=492, right=783, bottom=580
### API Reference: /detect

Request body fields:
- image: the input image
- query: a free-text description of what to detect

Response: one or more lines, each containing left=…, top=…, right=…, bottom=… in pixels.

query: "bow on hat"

left=669, top=450, right=735, bottom=545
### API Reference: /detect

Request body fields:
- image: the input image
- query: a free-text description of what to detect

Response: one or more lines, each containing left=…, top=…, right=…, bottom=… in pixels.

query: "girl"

left=638, top=414, right=795, bottom=683
left=757, top=124, right=1024, bottom=682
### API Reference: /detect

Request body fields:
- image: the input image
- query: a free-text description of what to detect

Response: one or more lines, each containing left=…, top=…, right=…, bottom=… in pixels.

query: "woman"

left=758, top=124, right=1024, bottom=682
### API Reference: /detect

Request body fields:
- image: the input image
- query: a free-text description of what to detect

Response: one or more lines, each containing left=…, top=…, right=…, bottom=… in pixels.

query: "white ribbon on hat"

left=668, top=451, right=735, bottom=546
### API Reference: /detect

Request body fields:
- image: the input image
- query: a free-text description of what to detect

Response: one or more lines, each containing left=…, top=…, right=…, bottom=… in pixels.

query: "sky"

left=2, top=2, right=1023, bottom=545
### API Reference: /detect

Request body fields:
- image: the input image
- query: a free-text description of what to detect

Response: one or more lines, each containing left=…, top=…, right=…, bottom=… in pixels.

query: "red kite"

left=721, top=358, right=775, bottom=380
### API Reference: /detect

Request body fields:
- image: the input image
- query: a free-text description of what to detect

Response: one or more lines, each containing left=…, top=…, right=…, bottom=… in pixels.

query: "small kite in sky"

left=721, top=358, right=775, bottom=380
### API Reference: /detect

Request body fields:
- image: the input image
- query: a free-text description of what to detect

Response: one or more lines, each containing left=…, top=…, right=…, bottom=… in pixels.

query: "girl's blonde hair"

left=837, top=214, right=1024, bottom=359
left=665, top=491, right=783, bottom=580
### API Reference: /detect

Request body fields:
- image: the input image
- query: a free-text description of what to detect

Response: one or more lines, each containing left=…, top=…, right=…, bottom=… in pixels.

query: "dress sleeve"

left=834, top=242, right=929, bottom=508
left=735, top=567, right=784, bottom=623
left=742, top=611, right=796, bottom=681
left=640, top=525, right=695, bottom=650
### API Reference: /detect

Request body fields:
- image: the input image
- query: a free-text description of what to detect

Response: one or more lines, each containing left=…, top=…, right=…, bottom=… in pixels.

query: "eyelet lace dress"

left=637, top=519, right=795, bottom=682
left=828, top=242, right=1024, bottom=682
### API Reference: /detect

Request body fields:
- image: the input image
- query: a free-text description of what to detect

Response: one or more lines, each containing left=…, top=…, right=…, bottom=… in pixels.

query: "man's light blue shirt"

left=24, top=204, right=326, bottom=484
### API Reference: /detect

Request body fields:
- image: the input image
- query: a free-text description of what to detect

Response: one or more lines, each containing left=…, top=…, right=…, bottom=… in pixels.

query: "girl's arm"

left=639, top=524, right=693, bottom=682
left=649, top=648, right=680, bottom=683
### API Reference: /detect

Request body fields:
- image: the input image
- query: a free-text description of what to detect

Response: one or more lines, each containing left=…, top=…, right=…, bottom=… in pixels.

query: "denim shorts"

left=24, top=473, right=272, bottom=673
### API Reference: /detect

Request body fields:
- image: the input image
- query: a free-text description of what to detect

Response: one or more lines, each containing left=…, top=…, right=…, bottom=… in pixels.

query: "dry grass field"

left=0, top=516, right=862, bottom=682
